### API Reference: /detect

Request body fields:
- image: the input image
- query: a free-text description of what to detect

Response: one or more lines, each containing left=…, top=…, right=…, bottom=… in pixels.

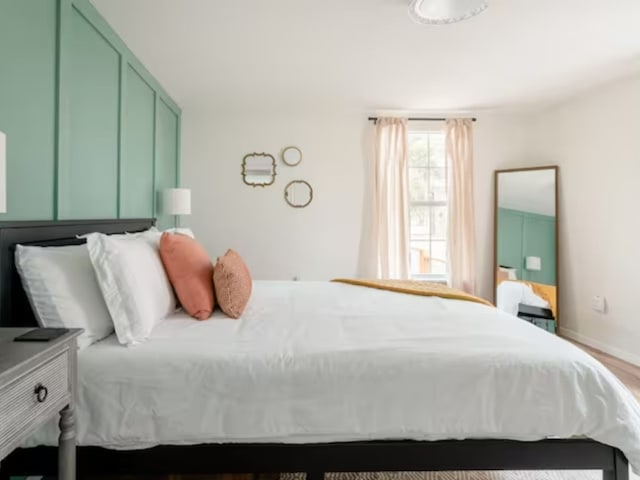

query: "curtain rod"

left=368, top=117, right=477, bottom=123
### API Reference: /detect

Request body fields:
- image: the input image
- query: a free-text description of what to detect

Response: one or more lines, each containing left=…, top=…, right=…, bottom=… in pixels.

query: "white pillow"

left=163, top=227, right=195, bottom=238
left=15, top=244, right=114, bottom=349
left=76, top=226, right=158, bottom=240
left=86, top=233, right=176, bottom=346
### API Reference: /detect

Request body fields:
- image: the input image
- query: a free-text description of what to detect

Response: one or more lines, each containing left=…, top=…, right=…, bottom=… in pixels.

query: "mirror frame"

left=241, top=152, right=277, bottom=188
left=493, top=165, right=559, bottom=324
left=282, top=146, right=303, bottom=167
left=284, top=180, right=313, bottom=208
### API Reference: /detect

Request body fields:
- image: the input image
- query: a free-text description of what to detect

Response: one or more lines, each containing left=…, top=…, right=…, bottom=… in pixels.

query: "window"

left=408, top=130, right=448, bottom=280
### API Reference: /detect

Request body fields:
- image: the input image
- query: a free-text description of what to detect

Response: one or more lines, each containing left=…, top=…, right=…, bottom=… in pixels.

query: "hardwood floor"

left=566, top=338, right=640, bottom=401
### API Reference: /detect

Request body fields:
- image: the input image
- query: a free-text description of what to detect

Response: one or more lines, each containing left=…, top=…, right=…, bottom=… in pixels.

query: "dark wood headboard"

left=0, top=218, right=155, bottom=328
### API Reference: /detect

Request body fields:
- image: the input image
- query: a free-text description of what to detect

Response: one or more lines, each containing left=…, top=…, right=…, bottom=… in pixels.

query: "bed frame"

left=0, top=219, right=629, bottom=480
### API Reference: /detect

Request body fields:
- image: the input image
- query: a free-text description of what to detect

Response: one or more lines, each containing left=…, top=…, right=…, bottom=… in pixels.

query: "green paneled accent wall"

left=0, top=0, right=181, bottom=223
left=497, top=208, right=556, bottom=285
left=497, top=208, right=524, bottom=278
left=121, top=66, right=155, bottom=218
left=0, top=0, right=57, bottom=220
left=522, top=215, right=556, bottom=285
left=59, top=7, right=120, bottom=219
left=155, top=99, right=179, bottom=230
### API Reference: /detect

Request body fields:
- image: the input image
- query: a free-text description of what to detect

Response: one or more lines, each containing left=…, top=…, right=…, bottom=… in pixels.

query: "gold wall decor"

left=242, top=153, right=276, bottom=187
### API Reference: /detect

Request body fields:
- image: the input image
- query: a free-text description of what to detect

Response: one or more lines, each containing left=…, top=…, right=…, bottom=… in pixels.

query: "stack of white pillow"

left=15, top=227, right=193, bottom=348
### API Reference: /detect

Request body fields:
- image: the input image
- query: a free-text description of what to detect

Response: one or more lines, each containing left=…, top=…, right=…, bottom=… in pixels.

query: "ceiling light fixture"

left=408, top=0, right=488, bottom=25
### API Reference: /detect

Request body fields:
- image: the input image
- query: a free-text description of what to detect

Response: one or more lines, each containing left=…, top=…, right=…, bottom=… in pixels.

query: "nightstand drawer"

left=0, top=351, right=69, bottom=449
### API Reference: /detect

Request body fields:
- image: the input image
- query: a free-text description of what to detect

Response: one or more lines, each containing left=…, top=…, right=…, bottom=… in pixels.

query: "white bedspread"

left=29, top=281, right=640, bottom=471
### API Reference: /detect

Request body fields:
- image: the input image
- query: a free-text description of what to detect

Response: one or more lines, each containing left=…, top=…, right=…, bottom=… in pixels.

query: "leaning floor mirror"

left=494, top=166, right=559, bottom=333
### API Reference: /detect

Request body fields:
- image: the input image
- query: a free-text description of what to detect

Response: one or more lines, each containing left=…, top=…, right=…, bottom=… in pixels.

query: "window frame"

left=407, top=123, right=448, bottom=283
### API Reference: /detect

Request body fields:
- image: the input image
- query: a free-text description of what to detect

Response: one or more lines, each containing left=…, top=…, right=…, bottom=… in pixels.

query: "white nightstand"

left=0, top=328, right=82, bottom=480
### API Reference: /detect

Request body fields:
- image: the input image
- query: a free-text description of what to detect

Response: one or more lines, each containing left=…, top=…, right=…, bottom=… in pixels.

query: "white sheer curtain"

left=446, top=118, right=476, bottom=294
left=372, top=118, right=410, bottom=279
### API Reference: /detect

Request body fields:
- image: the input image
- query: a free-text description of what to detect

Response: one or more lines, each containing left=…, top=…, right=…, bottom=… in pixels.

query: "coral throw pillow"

left=214, top=249, right=252, bottom=319
left=159, top=232, right=215, bottom=320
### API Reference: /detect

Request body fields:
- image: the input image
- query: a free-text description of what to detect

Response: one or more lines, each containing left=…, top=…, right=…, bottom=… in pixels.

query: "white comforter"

left=30, top=281, right=640, bottom=471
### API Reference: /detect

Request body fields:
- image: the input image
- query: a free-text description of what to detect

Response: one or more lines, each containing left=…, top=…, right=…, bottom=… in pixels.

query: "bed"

left=0, top=219, right=636, bottom=480
left=496, top=280, right=557, bottom=319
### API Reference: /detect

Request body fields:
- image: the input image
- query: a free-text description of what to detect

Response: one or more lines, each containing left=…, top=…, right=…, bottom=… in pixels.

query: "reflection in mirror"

left=242, top=153, right=276, bottom=187
left=282, top=146, right=303, bottom=167
left=284, top=180, right=313, bottom=208
left=494, top=167, right=558, bottom=333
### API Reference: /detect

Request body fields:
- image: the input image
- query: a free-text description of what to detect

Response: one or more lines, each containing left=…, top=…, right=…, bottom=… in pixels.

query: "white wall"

left=181, top=108, right=534, bottom=298
left=527, top=73, right=640, bottom=364
left=473, top=114, right=539, bottom=300
left=181, top=109, right=368, bottom=281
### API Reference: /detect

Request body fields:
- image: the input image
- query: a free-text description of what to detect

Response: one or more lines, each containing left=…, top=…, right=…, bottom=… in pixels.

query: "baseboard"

left=559, top=327, right=640, bottom=367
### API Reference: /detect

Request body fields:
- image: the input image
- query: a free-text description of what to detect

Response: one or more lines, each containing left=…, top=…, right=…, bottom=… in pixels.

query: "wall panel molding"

left=121, top=64, right=155, bottom=218
left=155, top=98, right=179, bottom=230
left=152, top=92, right=159, bottom=218
left=0, top=0, right=180, bottom=223
left=71, top=0, right=180, bottom=116
left=59, top=5, right=120, bottom=219
left=117, top=54, right=126, bottom=218
left=53, top=0, right=74, bottom=220
left=0, top=0, right=58, bottom=220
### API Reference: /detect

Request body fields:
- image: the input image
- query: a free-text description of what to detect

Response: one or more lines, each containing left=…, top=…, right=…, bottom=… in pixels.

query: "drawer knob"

left=34, top=383, right=48, bottom=403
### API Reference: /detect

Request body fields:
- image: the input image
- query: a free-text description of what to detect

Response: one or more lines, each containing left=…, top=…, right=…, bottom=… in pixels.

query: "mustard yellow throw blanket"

left=332, top=278, right=493, bottom=307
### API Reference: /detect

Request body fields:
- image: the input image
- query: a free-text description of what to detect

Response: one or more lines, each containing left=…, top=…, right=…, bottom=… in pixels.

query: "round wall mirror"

left=282, top=146, right=303, bottom=167
left=284, top=180, right=313, bottom=208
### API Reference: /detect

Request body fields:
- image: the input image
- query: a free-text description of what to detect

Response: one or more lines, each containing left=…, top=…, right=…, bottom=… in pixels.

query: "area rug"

left=282, top=472, right=601, bottom=480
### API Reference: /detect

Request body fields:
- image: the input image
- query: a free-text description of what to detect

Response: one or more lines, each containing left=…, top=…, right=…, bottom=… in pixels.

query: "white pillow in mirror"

left=496, top=281, right=550, bottom=317
left=15, top=244, right=114, bottom=349
left=86, top=233, right=177, bottom=346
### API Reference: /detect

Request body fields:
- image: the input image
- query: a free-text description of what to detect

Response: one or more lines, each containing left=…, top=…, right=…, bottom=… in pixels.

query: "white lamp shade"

left=163, top=188, right=191, bottom=215
left=525, top=256, right=542, bottom=271
left=0, top=131, right=6, bottom=214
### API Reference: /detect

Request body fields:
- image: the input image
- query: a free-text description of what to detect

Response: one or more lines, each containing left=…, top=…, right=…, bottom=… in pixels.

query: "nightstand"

left=517, top=303, right=557, bottom=334
left=0, top=328, right=82, bottom=480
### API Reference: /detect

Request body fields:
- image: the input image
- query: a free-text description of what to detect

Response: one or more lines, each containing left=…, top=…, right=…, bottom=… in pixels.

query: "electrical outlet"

left=591, top=295, right=606, bottom=314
